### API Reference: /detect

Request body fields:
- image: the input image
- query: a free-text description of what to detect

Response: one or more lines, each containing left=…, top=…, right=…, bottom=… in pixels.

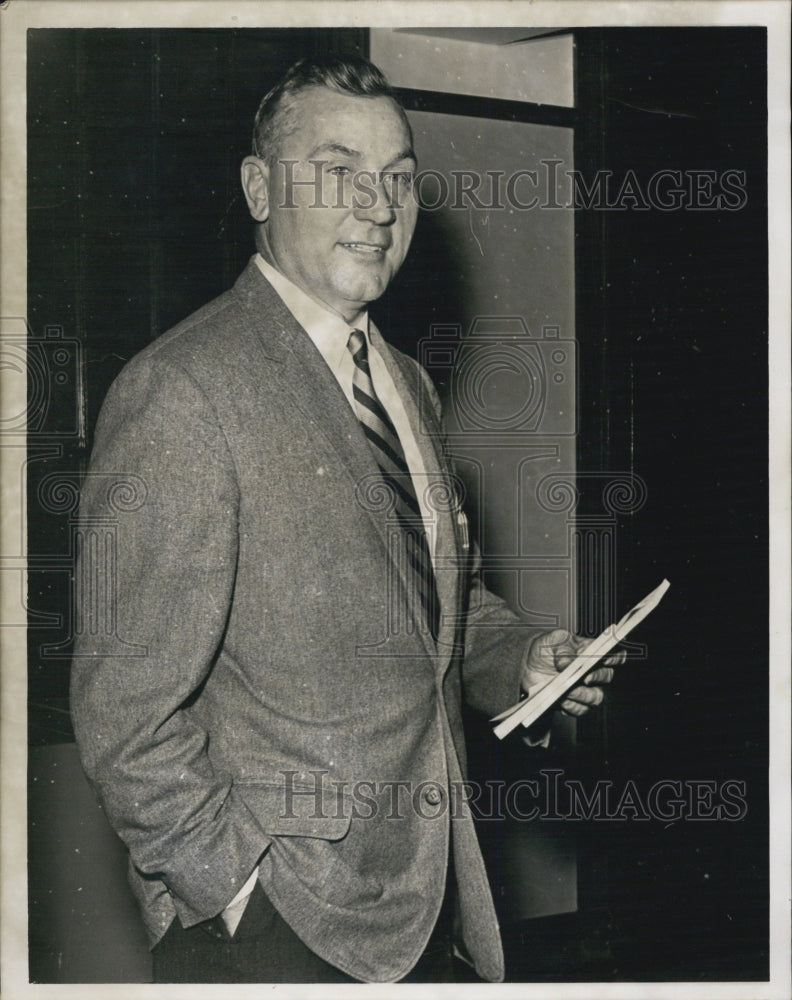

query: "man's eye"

left=383, top=171, right=414, bottom=190
left=328, top=165, right=351, bottom=177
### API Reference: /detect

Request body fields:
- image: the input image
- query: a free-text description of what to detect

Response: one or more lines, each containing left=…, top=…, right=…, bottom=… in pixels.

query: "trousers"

left=152, top=875, right=457, bottom=983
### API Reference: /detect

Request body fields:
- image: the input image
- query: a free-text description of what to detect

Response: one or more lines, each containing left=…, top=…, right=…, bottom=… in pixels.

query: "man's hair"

left=251, top=54, right=406, bottom=164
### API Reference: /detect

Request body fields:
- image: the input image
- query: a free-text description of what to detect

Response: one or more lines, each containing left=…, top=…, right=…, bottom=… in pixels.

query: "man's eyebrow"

left=305, top=143, right=417, bottom=169
left=308, top=143, right=362, bottom=160
left=382, top=148, right=417, bottom=170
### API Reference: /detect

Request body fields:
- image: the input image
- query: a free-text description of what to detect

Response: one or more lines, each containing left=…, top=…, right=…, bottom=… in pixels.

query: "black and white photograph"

left=1, top=1, right=789, bottom=996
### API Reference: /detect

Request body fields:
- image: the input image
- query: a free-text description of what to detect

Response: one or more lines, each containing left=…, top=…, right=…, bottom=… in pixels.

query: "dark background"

left=27, top=27, right=768, bottom=982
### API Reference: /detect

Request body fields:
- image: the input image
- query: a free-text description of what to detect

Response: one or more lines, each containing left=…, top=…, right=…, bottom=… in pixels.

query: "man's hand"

left=521, top=629, right=624, bottom=718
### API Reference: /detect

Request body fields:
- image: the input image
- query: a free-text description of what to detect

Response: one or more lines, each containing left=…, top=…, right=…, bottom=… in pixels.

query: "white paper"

left=492, top=579, right=670, bottom=739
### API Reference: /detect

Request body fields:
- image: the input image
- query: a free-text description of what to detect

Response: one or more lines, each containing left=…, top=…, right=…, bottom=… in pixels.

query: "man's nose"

left=352, top=174, right=396, bottom=225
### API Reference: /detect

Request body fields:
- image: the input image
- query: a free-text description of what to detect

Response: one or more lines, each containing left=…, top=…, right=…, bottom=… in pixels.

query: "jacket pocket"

left=234, top=779, right=352, bottom=841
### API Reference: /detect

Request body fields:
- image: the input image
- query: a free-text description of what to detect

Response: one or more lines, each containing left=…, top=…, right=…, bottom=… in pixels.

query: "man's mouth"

left=339, top=242, right=388, bottom=255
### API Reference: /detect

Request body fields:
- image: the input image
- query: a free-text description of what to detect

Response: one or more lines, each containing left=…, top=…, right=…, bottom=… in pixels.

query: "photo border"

left=2, top=3, right=789, bottom=999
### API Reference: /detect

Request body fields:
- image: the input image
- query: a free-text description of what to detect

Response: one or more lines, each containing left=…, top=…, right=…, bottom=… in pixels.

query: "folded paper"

left=492, top=579, right=670, bottom=740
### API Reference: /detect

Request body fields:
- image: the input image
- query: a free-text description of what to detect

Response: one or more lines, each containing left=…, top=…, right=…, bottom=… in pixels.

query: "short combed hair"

left=252, top=54, right=406, bottom=164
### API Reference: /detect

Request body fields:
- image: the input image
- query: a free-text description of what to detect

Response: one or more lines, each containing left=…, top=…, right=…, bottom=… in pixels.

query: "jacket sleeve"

left=70, top=353, right=268, bottom=928
left=458, top=546, right=545, bottom=719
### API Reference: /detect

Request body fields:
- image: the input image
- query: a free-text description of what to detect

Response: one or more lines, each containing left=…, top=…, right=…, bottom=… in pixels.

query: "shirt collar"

left=254, top=253, right=368, bottom=376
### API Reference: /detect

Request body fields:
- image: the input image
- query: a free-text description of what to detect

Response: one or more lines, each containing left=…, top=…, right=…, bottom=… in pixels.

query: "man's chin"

left=333, top=277, right=391, bottom=312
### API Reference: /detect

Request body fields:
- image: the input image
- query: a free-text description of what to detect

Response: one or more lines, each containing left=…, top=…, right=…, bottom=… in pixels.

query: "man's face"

left=247, top=86, right=418, bottom=323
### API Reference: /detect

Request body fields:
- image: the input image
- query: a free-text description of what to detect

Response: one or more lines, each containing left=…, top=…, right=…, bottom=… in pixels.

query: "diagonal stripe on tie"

left=348, top=328, right=439, bottom=642
left=359, top=421, right=411, bottom=479
left=352, top=383, right=399, bottom=436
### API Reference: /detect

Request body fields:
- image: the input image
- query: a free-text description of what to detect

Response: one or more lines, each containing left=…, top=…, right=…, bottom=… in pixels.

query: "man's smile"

left=339, top=241, right=389, bottom=256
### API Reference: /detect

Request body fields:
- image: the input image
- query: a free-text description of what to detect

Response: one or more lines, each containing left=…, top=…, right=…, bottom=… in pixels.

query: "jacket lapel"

left=233, top=257, right=386, bottom=487
left=232, top=260, right=447, bottom=657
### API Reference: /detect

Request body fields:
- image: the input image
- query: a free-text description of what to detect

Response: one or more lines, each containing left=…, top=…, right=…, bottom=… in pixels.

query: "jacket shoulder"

left=132, top=286, right=245, bottom=373
left=109, top=259, right=277, bottom=394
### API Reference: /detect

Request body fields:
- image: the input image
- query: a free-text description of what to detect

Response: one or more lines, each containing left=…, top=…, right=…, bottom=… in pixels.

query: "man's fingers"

left=531, top=629, right=577, bottom=672
left=529, top=631, right=620, bottom=687
left=584, top=666, right=614, bottom=686
left=537, top=629, right=574, bottom=657
left=567, top=684, right=604, bottom=707
left=556, top=640, right=617, bottom=714
left=551, top=632, right=591, bottom=669
left=561, top=683, right=605, bottom=716
left=604, top=649, right=626, bottom=667
left=561, top=699, right=589, bottom=717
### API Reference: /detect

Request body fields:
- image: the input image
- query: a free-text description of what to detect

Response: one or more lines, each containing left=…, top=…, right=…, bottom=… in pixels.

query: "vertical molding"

left=572, top=27, right=612, bottom=928
left=574, top=29, right=609, bottom=473
left=149, top=30, right=162, bottom=347
left=74, top=30, right=88, bottom=456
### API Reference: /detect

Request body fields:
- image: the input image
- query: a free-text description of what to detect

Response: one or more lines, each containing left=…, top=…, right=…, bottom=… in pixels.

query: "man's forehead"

left=284, top=86, right=413, bottom=158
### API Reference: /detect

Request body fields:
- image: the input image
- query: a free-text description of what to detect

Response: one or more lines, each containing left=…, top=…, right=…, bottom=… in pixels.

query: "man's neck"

left=255, top=241, right=366, bottom=329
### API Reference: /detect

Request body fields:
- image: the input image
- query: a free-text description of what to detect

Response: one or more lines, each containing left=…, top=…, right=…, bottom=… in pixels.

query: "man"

left=71, top=54, right=617, bottom=984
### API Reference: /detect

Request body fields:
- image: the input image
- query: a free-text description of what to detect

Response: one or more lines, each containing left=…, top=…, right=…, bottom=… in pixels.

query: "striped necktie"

left=347, top=328, right=440, bottom=642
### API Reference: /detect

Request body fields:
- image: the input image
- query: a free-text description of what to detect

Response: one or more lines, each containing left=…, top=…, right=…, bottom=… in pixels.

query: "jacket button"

left=423, top=785, right=442, bottom=806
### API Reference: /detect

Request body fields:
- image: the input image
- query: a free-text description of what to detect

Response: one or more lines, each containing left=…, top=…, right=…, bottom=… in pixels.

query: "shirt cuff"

left=226, top=865, right=259, bottom=909
left=522, top=727, right=552, bottom=748
left=221, top=865, right=260, bottom=936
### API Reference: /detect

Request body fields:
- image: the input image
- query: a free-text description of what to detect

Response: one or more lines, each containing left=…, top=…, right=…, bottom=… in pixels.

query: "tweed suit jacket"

left=71, top=257, right=544, bottom=982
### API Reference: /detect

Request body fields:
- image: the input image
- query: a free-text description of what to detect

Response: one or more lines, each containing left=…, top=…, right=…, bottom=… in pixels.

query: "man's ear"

left=240, top=156, right=270, bottom=222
